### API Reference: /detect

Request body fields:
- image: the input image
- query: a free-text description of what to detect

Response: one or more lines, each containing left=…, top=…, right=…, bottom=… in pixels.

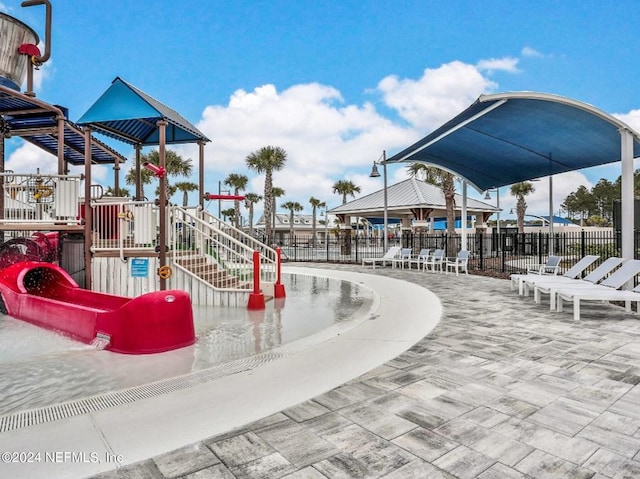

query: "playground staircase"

left=171, top=207, right=279, bottom=297
left=174, top=255, right=251, bottom=290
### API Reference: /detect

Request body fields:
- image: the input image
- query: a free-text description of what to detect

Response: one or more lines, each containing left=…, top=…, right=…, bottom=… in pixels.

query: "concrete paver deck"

left=35, top=265, right=640, bottom=477
left=90, top=263, right=640, bottom=479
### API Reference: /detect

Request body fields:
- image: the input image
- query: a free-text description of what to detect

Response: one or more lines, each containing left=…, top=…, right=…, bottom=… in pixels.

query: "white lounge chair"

left=424, top=249, right=445, bottom=272
left=533, top=257, right=624, bottom=310
left=520, top=255, right=599, bottom=296
left=362, top=246, right=401, bottom=269
left=391, top=248, right=414, bottom=269
left=555, top=260, right=640, bottom=321
left=408, top=248, right=431, bottom=270
left=445, top=250, right=469, bottom=276
left=510, top=255, right=562, bottom=294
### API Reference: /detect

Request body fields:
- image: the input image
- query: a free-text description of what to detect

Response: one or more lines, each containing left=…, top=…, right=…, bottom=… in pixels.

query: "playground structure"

left=0, top=2, right=285, bottom=350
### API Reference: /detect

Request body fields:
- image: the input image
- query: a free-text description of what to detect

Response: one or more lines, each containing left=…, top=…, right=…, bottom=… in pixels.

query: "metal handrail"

left=172, top=206, right=276, bottom=290
left=199, top=208, right=279, bottom=267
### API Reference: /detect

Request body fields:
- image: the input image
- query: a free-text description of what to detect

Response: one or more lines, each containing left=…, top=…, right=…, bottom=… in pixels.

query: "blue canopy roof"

left=386, top=92, right=640, bottom=192
left=78, top=77, right=209, bottom=146
left=0, top=86, right=126, bottom=165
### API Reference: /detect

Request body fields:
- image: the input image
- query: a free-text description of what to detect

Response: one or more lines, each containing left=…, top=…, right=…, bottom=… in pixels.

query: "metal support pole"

left=158, top=120, right=168, bottom=291
left=548, top=175, right=554, bottom=255
left=135, top=144, right=142, bottom=200
left=621, top=128, right=634, bottom=261
left=57, top=116, right=65, bottom=175
left=198, top=140, right=205, bottom=211
left=496, top=187, right=501, bottom=235
left=461, top=180, right=468, bottom=251
left=83, top=126, right=92, bottom=290
left=382, top=151, right=388, bottom=251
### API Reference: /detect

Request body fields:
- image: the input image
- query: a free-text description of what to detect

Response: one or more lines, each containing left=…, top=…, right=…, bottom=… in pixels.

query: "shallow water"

left=0, top=273, right=374, bottom=416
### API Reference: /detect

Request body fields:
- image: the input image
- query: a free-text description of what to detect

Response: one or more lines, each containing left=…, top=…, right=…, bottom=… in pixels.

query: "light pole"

left=369, top=150, right=389, bottom=251
left=484, top=187, right=500, bottom=234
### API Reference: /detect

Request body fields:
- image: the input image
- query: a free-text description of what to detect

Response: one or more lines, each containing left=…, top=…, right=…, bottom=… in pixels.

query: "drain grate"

left=0, top=330, right=341, bottom=433
left=0, top=283, right=376, bottom=434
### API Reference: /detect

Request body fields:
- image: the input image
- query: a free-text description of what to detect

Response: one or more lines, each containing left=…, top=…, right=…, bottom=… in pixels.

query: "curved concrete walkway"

left=6, top=263, right=640, bottom=478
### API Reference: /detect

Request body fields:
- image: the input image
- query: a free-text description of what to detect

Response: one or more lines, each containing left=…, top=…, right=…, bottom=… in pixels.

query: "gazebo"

left=329, top=177, right=499, bottom=233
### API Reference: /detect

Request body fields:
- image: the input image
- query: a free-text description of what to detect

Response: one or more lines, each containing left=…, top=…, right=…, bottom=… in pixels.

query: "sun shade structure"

left=77, top=77, right=209, bottom=145
left=0, top=85, right=126, bottom=166
left=386, top=91, right=640, bottom=260
left=386, top=92, right=640, bottom=192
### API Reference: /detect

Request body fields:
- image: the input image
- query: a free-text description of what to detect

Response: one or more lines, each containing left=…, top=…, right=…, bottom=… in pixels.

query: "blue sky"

left=2, top=0, right=640, bottom=219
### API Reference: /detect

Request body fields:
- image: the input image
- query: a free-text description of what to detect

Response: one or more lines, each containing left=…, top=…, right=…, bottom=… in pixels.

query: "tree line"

left=561, top=171, right=640, bottom=226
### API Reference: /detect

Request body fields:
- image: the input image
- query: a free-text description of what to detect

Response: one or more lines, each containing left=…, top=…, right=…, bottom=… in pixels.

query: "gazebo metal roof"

left=77, top=77, right=209, bottom=145
left=386, top=92, right=640, bottom=192
left=329, top=177, right=499, bottom=216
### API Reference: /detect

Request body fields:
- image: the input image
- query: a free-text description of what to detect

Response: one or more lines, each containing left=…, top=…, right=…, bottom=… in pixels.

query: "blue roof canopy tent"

left=385, top=92, right=640, bottom=259
left=78, top=77, right=210, bottom=290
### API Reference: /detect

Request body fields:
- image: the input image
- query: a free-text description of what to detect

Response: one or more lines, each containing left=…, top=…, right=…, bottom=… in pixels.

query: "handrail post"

left=274, top=247, right=286, bottom=298
left=247, top=250, right=265, bottom=309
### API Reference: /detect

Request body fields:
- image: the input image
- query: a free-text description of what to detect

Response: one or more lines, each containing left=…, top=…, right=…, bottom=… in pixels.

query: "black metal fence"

left=268, top=230, right=635, bottom=277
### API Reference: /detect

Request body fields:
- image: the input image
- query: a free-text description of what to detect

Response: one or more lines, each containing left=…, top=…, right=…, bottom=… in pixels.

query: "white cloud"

left=521, top=46, right=543, bottom=58
left=5, top=140, right=108, bottom=183
left=613, top=109, right=640, bottom=133
left=377, top=60, right=498, bottom=130
left=476, top=57, right=520, bottom=73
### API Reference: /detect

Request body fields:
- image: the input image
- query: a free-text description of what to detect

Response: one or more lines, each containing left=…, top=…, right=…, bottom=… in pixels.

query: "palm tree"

left=104, top=186, right=130, bottom=197
left=224, top=173, right=248, bottom=227
left=245, top=146, right=288, bottom=240
left=173, top=181, right=198, bottom=207
left=125, top=149, right=193, bottom=200
left=408, top=163, right=457, bottom=253
left=271, top=186, right=286, bottom=240
left=510, top=181, right=535, bottom=233
left=281, top=200, right=303, bottom=243
left=221, top=207, right=236, bottom=224
left=332, top=180, right=361, bottom=204
left=309, top=197, right=325, bottom=246
left=244, top=192, right=262, bottom=235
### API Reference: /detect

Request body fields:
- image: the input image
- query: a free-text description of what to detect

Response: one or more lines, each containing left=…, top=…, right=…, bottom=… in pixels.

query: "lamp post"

left=369, top=150, right=389, bottom=251
left=484, top=187, right=501, bottom=234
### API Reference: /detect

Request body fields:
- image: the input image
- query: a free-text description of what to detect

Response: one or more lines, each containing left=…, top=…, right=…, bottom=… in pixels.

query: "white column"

left=461, top=181, right=468, bottom=251
left=621, top=128, right=634, bottom=261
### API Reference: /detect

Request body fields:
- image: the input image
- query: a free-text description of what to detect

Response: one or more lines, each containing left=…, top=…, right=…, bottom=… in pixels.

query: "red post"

left=274, top=247, right=286, bottom=298
left=247, top=250, right=265, bottom=310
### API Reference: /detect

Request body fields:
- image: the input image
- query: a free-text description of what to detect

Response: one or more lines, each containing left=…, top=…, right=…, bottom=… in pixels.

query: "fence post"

left=247, top=250, right=266, bottom=309
left=581, top=230, right=586, bottom=258
left=478, top=233, right=484, bottom=270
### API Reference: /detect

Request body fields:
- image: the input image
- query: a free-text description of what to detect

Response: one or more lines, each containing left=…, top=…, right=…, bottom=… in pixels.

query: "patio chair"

left=391, top=248, right=414, bottom=269
left=361, top=246, right=402, bottom=269
left=408, top=248, right=431, bottom=270
left=519, top=255, right=600, bottom=297
left=510, top=255, right=562, bottom=294
left=533, top=257, right=624, bottom=310
left=424, top=249, right=445, bottom=272
left=554, top=259, right=640, bottom=321
left=445, top=250, right=469, bottom=276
